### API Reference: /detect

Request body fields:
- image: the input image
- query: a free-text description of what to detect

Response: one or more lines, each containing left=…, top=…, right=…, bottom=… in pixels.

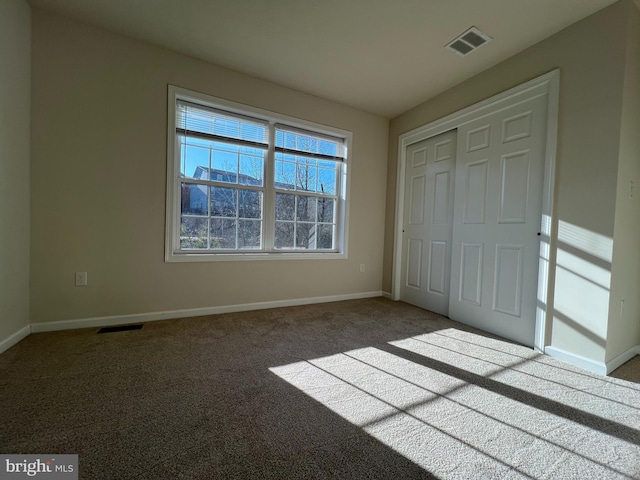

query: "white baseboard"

left=544, top=346, right=608, bottom=376
left=381, top=291, right=393, bottom=299
left=30, top=291, right=384, bottom=333
left=0, top=324, right=31, bottom=355
left=606, top=344, right=640, bottom=374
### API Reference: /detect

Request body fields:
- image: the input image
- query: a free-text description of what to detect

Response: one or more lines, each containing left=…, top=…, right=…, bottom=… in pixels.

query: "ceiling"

left=28, top=0, right=618, bottom=118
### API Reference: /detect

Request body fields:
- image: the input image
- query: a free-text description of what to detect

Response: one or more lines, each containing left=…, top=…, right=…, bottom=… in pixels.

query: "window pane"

left=211, top=187, right=237, bottom=217
left=295, top=223, right=315, bottom=249
left=212, top=147, right=238, bottom=183
left=317, top=198, right=334, bottom=223
left=275, top=222, right=294, bottom=248
left=181, top=183, right=208, bottom=215
left=274, top=194, right=334, bottom=251
left=238, top=220, right=261, bottom=248
left=275, top=152, right=337, bottom=195
left=296, top=164, right=317, bottom=192
left=296, top=196, right=317, bottom=222
left=239, top=190, right=262, bottom=219
left=210, top=219, right=236, bottom=249
left=180, top=217, right=208, bottom=249
left=182, top=144, right=210, bottom=180
left=275, top=156, right=296, bottom=189
left=275, top=193, right=295, bottom=221
left=239, top=154, right=264, bottom=186
left=318, top=167, right=337, bottom=195
left=317, top=224, right=334, bottom=249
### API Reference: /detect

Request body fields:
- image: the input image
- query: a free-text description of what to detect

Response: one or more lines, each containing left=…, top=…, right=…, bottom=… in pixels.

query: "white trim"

left=165, top=251, right=347, bottom=262
left=381, top=291, right=393, bottom=300
left=165, top=86, right=178, bottom=262
left=396, top=70, right=559, bottom=147
left=534, top=71, right=560, bottom=352
left=606, top=345, right=640, bottom=375
left=545, top=346, right=607, bottom=376
left=30, top=291, right=383, bottom=333
left=0, top=324, right=31, bottom=354
left=392, top=70, right=560, bottom=352
left=165, top=85, right=351, bottom=262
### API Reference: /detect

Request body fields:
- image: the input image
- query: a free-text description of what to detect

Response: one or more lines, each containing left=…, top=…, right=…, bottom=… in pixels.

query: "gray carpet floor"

left=1, top=298, right=638, bottom=479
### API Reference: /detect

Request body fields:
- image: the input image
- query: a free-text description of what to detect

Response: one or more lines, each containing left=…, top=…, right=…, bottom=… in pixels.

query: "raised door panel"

left=406, top=238, right=423, bottom=289
left=412, top=147, right=427, bottom=167
left=435, top=139, right=454, bottom=162
left=463, top=160, right=488, bottom=224
left=499, top=151, right=530, bottom=224
left=493, top=245, right=523, bottom=316
left=432, top=171, right=450, bottom=224
left=409, top=174, right=427, bottom=225
left=428, top=241, right=447, bottom=296
left=459, top=243, right=483, bottom=305
left=502, top=111, right=532, bottom=143
left=466, top=125, right=491, bottom=152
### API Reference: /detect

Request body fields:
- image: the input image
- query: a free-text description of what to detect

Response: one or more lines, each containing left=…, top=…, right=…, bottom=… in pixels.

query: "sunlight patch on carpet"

left=270, top=329, right=640, bottom=479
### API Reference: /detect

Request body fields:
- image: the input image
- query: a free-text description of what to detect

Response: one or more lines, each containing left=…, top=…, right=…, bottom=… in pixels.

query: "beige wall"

left=607, top=0, right=640, bottom=361
left=0, top=0, right=31, bottom=344
left=385, top=1, right=630, bottom=364
left=30, top=10, right=389, bottom=324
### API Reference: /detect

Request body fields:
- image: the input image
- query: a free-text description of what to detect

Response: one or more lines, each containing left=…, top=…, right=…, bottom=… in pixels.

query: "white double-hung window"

left=165, top=86, right=350, bottom=261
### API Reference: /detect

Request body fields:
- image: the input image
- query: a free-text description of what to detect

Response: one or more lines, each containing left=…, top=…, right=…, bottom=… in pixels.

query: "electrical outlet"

left=75, top=271, right=88, bottom=287
left=360, top=264, right=365, bottom=273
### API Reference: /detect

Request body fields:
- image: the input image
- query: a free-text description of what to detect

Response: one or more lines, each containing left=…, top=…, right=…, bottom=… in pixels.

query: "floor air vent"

left=446, top=26, right=492, bottom=56
left=98, top=324, right=143, bottom=334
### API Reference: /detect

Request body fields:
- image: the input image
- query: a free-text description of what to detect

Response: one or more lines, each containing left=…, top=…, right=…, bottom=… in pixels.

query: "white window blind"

left=176, top=100, right=269, bottom=149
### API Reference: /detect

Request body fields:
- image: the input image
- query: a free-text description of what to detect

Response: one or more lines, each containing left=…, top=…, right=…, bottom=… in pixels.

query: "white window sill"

left=165, top=251, right=347, bottom=262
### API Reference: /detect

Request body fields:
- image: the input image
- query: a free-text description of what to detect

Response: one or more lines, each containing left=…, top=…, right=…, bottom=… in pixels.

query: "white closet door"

left=449, top=94, right=548, bottom=346
left=400, top=131, right=456, bottom=316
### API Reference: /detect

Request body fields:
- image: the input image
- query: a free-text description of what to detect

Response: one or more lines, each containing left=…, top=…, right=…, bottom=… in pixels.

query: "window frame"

left=165, top=85, right=351, bottom=262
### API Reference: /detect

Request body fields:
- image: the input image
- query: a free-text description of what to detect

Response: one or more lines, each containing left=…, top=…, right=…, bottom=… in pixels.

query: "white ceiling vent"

left=446, top=27, right=492, bottom=56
